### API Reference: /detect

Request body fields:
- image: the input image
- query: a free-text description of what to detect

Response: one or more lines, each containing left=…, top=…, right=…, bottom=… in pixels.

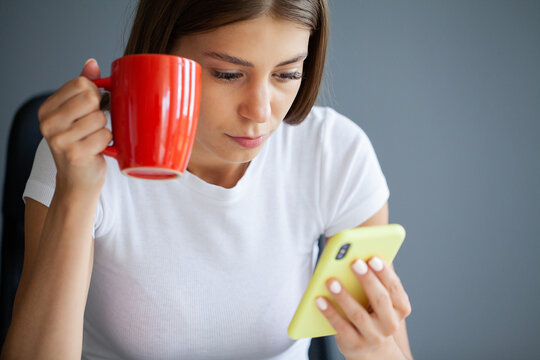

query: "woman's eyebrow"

left=203, top=52, right=308, bottom=67
left=277, top=53, right=308, bottom=67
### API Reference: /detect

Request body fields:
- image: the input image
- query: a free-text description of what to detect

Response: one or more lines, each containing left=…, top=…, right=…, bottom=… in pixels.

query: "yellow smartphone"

left=287, top=224, right=406, bottom=340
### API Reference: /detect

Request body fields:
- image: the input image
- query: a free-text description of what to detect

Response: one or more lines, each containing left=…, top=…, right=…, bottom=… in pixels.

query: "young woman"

left=2, top=1, right=413, bottom=359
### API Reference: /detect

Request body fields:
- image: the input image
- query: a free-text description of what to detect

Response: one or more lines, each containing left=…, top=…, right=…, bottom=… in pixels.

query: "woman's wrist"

left=54, top=175, right=103, bottom=203
left=50, top=182, right=102, bottom=229
left=346, top=338, right=408, bottom=360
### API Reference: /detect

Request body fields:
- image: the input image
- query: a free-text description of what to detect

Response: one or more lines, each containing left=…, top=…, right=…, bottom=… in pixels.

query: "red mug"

left=93, top=54, right=201, bottom=180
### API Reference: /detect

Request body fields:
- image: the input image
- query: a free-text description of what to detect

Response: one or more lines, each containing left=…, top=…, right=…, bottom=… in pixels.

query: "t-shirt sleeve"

left=22, top=138, right=57, bottom=207
left=319, top=108, right=390, bottom=237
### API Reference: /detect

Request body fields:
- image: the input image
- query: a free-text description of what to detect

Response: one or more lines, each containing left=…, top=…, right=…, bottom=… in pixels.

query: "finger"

left=40, top=89, right=101, bottom=138
left=326, top=278, right=382, bottom=344
left=80, top=58, right=101, bottom=80
left=77, top=127, right=113, bottom=157
left=352, top=258, right=400, bottom=337
left=315, top=296, right=366, bottom=347
left=56, top=127, right=111, bottom=169
left=39, top=61, right=101, bottom=120
left=80, top=59, right=109, bottom=111
left=367, top=257, right=412, bottom=319
left=49, top=111, right=107, bottom=149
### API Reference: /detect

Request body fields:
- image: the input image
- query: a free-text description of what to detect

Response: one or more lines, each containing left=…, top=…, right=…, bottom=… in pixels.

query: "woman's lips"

left=227, top=135, right=266, bottom=148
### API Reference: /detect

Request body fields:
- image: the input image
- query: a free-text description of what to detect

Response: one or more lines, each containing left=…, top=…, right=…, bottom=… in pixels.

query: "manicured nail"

left=315, top=297, right=328, bottom=310
left=369, top=257, right=384, bottom=272
left=329, top=280, right=342, bottom=294
left=353, top=259, right=368, bottom=275
left=84, top=58, right=96, bottom=66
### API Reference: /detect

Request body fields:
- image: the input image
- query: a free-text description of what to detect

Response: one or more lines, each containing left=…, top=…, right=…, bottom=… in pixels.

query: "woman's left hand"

left=315, top=256, right=412, bottom=360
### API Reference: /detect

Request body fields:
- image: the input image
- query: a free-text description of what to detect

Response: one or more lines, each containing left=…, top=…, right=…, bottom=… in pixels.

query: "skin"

left=2, top=15, right=412, bottom=360
left=324, top=203, right=413, bottom=360
left=2, top=61, right=105, bottom=358
left=169, top=15, right=309, bottom=188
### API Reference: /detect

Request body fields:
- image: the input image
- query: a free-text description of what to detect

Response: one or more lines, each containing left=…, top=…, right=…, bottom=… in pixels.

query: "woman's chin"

left=218, top=148, right=262, bottom=164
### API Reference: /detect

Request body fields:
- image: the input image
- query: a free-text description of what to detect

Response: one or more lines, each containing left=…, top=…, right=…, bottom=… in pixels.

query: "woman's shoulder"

left=282, top=106, right=369, bottom=145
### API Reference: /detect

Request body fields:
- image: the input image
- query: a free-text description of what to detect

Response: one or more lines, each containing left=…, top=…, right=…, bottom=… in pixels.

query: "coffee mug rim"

left=112, top=53, right=199, bottom=66
left=122, top=167, right=184, bottom=180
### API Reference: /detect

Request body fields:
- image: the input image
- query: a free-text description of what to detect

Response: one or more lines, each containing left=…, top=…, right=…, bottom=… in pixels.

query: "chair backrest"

left=0, top=93, right=50, bottom=348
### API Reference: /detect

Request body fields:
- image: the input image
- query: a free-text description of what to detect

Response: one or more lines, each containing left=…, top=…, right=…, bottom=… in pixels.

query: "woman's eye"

left=275, top=71, right=303, bottom=81
left=212, top=71, right=243, bottom=81
left=211, top=70, right=303, bottom=82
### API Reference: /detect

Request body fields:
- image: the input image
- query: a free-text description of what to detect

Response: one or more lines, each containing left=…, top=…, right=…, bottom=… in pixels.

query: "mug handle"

left=92, top=77, right=118, bottom=159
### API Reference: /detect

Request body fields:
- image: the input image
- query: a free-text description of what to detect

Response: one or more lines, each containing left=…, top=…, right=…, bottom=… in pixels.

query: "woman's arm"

left=322, top=202, right=413, bottom=360
left=2, top=195, right=97, bottom=359
left=357, top=202, right=412, bottom=359
left=1, top=59, right=111, bottom=359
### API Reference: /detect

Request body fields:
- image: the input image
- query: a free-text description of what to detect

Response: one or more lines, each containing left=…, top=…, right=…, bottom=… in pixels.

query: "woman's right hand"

left=38, top=58, right=112, bottom=195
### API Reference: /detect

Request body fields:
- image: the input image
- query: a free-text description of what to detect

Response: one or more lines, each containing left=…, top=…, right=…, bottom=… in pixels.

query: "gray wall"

left=322, top=1, right=540, bottom=359
left=0, top=0, right=136, bottom=232
left=1, top=1, right=539, bottom=359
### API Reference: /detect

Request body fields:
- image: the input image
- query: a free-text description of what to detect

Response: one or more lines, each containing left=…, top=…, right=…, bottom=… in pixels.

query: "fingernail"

left=368, top=257, right=384, bottom=272
left=329, top=280, right=342, bottom=294
left=353, top=259, right=368, bottom=275
left=84, top=58, right=97, bottom=66
left=315, top=297, right=328, bottom=310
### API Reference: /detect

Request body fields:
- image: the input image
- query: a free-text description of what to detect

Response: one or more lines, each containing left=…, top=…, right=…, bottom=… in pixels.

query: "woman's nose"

left=238, top=81, right=271, bottom=123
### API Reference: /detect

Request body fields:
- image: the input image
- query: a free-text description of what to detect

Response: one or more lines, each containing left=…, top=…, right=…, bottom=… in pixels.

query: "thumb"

left=80, top=58, right=101, bottom=80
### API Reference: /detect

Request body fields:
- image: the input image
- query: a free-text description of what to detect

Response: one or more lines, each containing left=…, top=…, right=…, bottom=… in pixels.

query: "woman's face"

left=171, top=16, right=311, bottom=169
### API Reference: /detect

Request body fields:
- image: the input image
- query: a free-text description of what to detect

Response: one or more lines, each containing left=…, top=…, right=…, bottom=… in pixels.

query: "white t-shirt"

left=23, top=106, right=389, bottom=360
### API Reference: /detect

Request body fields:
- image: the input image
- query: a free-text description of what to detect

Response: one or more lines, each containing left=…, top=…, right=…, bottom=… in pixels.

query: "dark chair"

left=308, top=237, right=334, bottom=360
left=0, top=93, right=50, bottom=347
left=0, top=93, right=50, bottom=348
left=0, top=93, right=332, bottom=358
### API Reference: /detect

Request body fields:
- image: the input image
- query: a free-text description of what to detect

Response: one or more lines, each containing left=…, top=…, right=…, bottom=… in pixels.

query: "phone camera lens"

left=335, top=243, right=351, bottom=260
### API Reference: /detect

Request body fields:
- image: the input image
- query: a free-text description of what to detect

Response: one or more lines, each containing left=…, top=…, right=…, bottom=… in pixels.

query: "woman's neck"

left=187, top=161, right=250, bottom=189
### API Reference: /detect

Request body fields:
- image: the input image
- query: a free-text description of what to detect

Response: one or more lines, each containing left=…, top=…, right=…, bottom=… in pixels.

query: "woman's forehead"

left=171, top=16, right=310, bottom=66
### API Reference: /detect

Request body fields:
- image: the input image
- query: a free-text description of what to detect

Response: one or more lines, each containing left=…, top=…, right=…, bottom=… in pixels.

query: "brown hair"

left=124, top=0, right=329, bottom=125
